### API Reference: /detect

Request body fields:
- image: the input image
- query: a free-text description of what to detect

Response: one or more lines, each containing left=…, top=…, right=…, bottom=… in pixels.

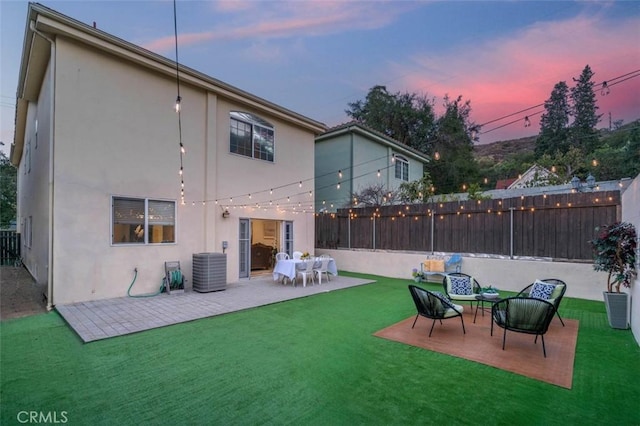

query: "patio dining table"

left=272, top=258, right=338, bottom=283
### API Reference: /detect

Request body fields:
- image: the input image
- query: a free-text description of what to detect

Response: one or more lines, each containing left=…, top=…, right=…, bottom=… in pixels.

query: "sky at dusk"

left=1, top=0, right=639, bottom=157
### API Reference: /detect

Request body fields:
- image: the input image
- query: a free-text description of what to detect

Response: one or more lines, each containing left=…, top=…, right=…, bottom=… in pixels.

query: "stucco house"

left=10, top=3, right=326, bottom=307
left=314, top=122, right=430, bottom=212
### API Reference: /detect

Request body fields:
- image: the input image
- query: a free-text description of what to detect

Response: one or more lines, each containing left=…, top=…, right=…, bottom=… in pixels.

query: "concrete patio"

left=56, top=274, right=375, bottom=343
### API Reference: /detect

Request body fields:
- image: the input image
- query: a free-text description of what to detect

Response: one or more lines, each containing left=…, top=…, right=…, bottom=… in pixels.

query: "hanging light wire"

left=173, top=0, right=185, bottom=203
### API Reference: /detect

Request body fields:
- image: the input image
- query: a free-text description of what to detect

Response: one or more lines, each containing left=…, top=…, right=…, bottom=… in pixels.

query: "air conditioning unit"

left=192, top=253, right=227, bottom=292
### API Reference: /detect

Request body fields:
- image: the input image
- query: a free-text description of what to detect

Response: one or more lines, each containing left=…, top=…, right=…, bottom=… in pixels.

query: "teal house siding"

left=315, top=122, right=429, bottom=212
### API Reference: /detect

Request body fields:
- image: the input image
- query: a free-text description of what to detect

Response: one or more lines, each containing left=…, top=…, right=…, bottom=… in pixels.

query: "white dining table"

left=272, top=258, right=338, bottom=283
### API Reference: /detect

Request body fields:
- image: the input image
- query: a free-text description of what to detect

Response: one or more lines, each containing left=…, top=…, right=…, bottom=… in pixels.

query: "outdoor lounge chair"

left=491, top=297, right=556, bottom=357
left=516, top=278, right=567, bottom=326
left=408, top=285, right=465, bottom=337
left=443, top=272, right=481, bottom=310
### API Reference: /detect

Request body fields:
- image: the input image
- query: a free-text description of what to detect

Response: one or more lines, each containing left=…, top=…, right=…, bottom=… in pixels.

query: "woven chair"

left=491, top=297, right=556, bottom=357
left=442, top=272, right=481, bottom=310
left=408, top=285, right=465, bottom=337
left=517, top=278, right=567, bottom=326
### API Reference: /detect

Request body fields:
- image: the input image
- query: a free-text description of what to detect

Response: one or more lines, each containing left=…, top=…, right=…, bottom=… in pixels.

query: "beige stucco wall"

left=39, top=37, right=316, bottom=305
left=318, top=249, right=608, bottom=301
left=17, top=59, right=52, bottom=285
left=621, top=173, right=639, bottom=344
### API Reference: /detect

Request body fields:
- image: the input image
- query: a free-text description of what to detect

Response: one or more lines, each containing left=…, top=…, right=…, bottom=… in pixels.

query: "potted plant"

left=411, top=268, right=425, bottom=283
left=589, top=221, right=637, bottom=329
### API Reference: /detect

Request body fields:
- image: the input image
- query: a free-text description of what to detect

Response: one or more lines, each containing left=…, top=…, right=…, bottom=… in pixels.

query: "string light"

left=173, top=0, right=186, bottom=199
left=338, top=170, right=342, bottom=179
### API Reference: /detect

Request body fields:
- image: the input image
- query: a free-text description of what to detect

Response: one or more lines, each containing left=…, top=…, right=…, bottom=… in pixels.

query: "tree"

left=351, top=182, right=397, bottom=207
left=346, top=85, right=436, bottom=152
left=570, top=65, right=601, bottom=153
left=536, top=81, right=571, bottom=157
left=427, top=95, right=479, bottom=193
left=0, top=151, right=17, bottom=228
left=396, top=173, right=434, bottom=203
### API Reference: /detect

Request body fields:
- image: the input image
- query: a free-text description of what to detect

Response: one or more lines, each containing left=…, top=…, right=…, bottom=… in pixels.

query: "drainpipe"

left=30, top=21, right=56, bottom=310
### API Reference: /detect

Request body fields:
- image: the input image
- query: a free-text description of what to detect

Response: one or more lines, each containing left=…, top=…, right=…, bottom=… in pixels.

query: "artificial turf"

left=1, top=272, right=639, bottom=425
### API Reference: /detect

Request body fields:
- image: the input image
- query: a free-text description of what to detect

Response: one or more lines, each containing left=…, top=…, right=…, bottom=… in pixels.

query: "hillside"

left=473, top=120, right=639, bottom=163
left=473, top=136, right=536, bottom=162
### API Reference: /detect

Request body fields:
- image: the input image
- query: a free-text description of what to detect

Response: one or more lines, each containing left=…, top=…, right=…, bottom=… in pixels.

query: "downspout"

left=30, top=21, right=56, bottom=310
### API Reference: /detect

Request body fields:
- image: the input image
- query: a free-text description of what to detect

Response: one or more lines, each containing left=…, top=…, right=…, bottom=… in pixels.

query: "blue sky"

left=1, top=1, right=639, bottom=157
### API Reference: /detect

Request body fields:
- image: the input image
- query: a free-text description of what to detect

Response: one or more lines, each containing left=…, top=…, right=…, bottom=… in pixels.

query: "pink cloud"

left=389, top=15, right=640, bottom=143
left=142, top=1, right=418, bottom=53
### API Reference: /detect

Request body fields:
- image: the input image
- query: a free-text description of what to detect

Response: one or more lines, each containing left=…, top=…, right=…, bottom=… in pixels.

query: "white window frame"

left=24, top=216, right=32, bottom=249
left=111, top=196, right=177, bottom=245
left=394, top=155, right=409, bottom=181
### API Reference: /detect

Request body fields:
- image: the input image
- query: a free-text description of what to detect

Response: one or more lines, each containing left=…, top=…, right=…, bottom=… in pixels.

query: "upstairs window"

left=394, top=155, right=409, bottom=181
left=112, top=197, right=176, bottom=245
left=230, top=111, right=274, bottom=162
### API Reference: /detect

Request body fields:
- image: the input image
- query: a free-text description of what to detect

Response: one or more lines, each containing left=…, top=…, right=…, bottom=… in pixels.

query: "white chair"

left=314, top=257, right=331, bottom=284
left=296, top=259, right=315, bottom=287
left=275, top=252, right=289, bottom=261
left=292, top=251, right=303, bottom=260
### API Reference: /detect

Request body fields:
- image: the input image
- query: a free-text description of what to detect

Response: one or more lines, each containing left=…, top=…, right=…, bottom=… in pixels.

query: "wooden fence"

left=315, top=191, right=620, bottom=261
left=0, top=231, right=21, bottom=266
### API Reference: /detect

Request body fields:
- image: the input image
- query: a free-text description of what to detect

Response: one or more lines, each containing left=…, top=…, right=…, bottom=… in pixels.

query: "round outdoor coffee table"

left=473, top=294, right=501, bottom=323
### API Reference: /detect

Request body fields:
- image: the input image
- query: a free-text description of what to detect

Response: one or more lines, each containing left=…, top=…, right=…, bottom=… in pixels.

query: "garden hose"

left=168, top=269, right=183, bottom=289
left=127, top=268, right=165, bottom=298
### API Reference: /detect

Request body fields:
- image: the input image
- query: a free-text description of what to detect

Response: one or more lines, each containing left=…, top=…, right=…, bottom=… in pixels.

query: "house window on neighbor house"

left=230, top=111, right=274, bottom=162
left=394, top=155, right=409, bottom=181
left=112, top=197, right=176, bottom=245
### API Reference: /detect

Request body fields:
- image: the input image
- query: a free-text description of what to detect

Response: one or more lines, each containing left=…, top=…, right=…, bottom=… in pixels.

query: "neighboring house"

left=10, top=4, right=326, bottom=306
left=495, top=178, right=516, bottom=190
left=507, top=164, right=558, bottom=189
left=314, top=122, right=430, bottom=212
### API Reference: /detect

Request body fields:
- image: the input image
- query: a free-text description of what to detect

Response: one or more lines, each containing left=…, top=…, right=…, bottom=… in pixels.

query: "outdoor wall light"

left=222, top=209, right=230, bottom=218
left=571, top=174, right=596, bottom=192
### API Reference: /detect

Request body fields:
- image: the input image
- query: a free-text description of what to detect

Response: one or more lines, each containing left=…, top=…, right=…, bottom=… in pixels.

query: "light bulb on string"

left=338, top=170, right=342, bottom=179
left=601, top=81, right=610, bottom=96
left=377, top=169, right=381, bottom=177
left=524, top=116, right=531, bottom=127
left=175, top=96, right=181, bottom=113
left=434, top=151, right=440, bottom=161
left=299, top=181, right=302, bottom=188
left=337, top=182, right=341, bottom=189
left=180, top=142, right=185, bottom=154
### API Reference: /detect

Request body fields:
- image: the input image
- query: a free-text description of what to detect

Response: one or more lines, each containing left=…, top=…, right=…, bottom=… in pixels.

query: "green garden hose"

left=127, top=268, right=165, bottom=298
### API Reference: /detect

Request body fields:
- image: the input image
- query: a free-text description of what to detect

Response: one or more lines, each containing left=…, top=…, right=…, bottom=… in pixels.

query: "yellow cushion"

left=431, top=259, right=445, bottom=272
left=423, top=260, right=431, bottom=271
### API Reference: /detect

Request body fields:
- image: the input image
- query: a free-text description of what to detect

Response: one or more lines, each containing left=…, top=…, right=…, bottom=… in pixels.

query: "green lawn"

left=1, top=272, right=639, bottom=425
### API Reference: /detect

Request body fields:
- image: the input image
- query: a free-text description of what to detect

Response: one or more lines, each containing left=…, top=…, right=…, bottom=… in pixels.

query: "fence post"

left=430, top=211, right=435, bottom=254
left=372, top=214, right=376, bottom=250
left=509, top=207, right=515, bottom=259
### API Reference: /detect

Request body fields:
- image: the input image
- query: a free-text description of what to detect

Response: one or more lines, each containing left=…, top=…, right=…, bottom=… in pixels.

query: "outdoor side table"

left=474, top=294, right=501, bottom=323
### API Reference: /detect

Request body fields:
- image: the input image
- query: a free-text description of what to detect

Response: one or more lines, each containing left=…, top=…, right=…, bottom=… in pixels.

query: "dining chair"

left=292, top=251, right=303, bottom=260
left=275, top=252, right=289, bottom=261
left=314, top=257, right=331, bottom=284
left=296, top=260, right=315, bottom=287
